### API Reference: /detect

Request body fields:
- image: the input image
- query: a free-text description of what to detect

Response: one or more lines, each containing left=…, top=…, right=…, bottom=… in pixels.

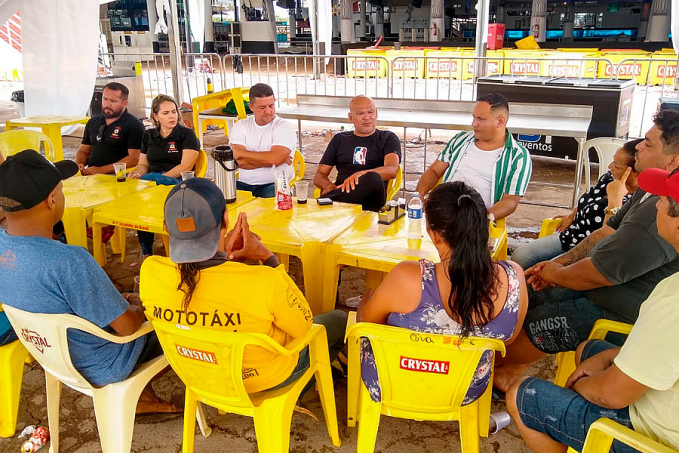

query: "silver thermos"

left=211, top=145, right=237, bottom=203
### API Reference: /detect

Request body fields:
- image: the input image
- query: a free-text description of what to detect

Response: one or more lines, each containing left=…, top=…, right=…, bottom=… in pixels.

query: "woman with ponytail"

left=358, top=181, right=528, bottom=403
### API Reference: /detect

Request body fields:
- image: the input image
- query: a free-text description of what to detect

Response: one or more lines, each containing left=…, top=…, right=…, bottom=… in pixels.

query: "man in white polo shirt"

left=229, top=83, right=297, bottom=198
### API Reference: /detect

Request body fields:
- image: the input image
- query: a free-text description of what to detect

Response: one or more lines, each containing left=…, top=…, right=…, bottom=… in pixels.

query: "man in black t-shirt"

left=313, top=95, right=401, bottom=212
left=75, top=82, right=145, bottom=175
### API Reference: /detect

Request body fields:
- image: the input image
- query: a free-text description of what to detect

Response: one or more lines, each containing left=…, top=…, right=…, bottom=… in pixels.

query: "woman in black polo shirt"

left=130, top=94, right=200, bottom=257
left=129, top=94, right=200, bottom=186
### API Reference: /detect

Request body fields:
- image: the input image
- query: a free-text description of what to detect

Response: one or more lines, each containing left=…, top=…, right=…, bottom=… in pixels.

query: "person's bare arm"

left=416, top=160, right=449, bottom=198
left=81, top=149, right=141, bottom=175
left=108, top=304, right=145, bottom=336
left=231, top=143, right=292, bottom=169
left=358, top=261, right=422, bottom=324
left=337, top=153, right=400, bottom=193
left=553, top=225, right=615, bottom=266
left=75, top=144, right=92, bottom=170
left=314, top=164, right=337, bottom=195
left=162, top=149, right=199, bottom=178
left=128, top=154, right=150, bottom=178
left=529, top=258, right=614, bottom=291
left=488, top=194, right=521, bottom=220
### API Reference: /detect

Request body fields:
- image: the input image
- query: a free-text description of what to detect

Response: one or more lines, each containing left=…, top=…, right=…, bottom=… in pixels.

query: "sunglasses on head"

left=96, top=125, right=105, bottom=143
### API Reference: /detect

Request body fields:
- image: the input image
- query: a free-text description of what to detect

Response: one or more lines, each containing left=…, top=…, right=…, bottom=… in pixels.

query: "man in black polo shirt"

left=313, top=95, right=401, bottom=212
left=75, top=82, right=145, bottom=175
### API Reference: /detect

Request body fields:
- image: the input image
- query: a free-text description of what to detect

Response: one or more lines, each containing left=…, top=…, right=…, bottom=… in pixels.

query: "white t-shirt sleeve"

left=614, top=276, right=679, bottom=391
left=272, top=119, right=297, bottom=154
left=229, top=118, right=248, bottom=146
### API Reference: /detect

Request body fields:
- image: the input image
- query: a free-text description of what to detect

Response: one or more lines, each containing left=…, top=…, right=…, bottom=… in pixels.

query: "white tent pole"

left=169, top=0, right=184, bottom=104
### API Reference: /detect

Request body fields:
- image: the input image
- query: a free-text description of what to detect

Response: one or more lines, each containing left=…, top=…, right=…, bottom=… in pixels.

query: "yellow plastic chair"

left=289, top=150, right=306, bottom=186
left=0, top=307, right=31, bottom=438
left=150, top=320, right=341, bottom=452
left=345, top=317, right=505, bottom=453
left=191, top=86, right=250, bottom=137
left=313, top=165, right=402, bottom=202
left=1, top=305, right=205, bottom=453
left=566, top=418, right=677, bottom=453
left=538, top=217, right=564, bottom=238
left=194, top=149, right=208, bottom=178
left=0, top=130, right=56, bottom=161
left=554, top=319, right=633, bottom=387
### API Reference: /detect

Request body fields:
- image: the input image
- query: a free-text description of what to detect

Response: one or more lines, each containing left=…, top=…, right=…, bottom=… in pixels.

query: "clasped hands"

left=223, top=212, right=273, bottom=262
left=525, top=260, right=564, bottom=291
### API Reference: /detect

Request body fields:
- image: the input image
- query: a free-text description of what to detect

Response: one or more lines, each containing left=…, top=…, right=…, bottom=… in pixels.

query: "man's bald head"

left=348, top=95, right=378, bottom=137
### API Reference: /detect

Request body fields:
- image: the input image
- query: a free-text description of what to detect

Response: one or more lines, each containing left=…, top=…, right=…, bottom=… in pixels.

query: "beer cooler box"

left=476, top=75, right=635, bottom=162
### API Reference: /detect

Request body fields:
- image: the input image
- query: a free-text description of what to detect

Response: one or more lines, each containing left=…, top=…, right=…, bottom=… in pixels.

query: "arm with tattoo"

left=554, top=226, right=614, bottom=266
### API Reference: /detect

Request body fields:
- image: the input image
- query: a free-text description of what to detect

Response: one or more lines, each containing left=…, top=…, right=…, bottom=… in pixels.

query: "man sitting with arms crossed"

left=313, top=95, right=401, bottom=212
left=494, top=109, right=679, bottom=393
left=416, top=93, right=532, bottom=222
left=229, top=83, right=296, bottom=198
left=507, top=166, right=679, bottom=453
left=0, top=150, right=176, bottom=413
left=75, top=82, right=145, bottom=175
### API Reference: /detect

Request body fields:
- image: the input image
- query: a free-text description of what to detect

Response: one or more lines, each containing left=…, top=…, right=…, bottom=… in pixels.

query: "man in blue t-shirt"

left=0, top=150, right=178, bottom=413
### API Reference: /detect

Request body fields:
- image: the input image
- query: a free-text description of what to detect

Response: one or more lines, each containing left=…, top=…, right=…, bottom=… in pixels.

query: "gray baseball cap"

left=164, top=178, right=226, bottom=263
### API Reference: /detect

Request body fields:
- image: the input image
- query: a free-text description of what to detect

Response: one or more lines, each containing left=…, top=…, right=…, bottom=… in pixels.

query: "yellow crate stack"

left=346, top=48, right=388, bottom=79
left=386, top=48, right=426, bottom=79
left=598, top=51, right=651, bottom=84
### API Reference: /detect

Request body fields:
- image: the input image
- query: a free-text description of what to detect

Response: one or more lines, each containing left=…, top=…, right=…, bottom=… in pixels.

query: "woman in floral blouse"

left=357, top=181, right=529, bottom=404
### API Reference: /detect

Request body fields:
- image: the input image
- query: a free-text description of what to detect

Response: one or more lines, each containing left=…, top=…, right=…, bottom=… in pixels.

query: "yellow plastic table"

left=233, top=197, right=364, bottom=314
left=91, top=186, right=254, bottom=266
left=62, top=175, right=155, bottom=249
left=5, top=115, right=90, bottom=161
left=321, top=214, right=508, bottom=313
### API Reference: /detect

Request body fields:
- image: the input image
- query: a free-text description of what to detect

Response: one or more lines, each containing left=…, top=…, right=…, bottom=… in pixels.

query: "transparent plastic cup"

left=114, top=163, right=127, bottom=182
left=295, top=181, right=309, bottom=204
left=181, top=171, right=195, bottom=181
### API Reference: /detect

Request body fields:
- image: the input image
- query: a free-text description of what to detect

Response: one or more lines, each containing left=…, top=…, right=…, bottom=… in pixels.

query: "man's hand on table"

left=226, top=212, right=272, bottom=262
left=81, top=166, right=106, bottom=176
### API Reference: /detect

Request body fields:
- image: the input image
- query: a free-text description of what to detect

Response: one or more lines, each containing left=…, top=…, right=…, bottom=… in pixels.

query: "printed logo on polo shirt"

left=353, top=147, right=367, bottom=165
left=20, top=329, right=52, bottom=354
left=111, top=126, right=122, bottom=139
left=168, top=141, right=178, bottom=153
left=0, top=249, right=17, bottom=270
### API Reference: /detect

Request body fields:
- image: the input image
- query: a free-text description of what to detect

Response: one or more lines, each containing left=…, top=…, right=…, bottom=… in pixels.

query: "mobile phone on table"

left=317, top=198, right=333, bottom=206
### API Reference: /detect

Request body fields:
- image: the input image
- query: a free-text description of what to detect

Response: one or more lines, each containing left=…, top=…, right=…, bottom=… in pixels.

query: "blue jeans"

left=236, top=181, right=275, bottom=198
left=511, top=233, right=565, bottom=270
left=515, top=340, right=640, bottom=453
left=141, top=172, right=181, bottom=186
left=0, top=327, right=18, bottom=346
left=267, top=309, right=348, bottom=391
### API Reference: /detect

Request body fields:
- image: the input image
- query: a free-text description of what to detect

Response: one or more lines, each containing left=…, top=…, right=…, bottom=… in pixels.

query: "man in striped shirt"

left=416, top=93, right=532, bottom=222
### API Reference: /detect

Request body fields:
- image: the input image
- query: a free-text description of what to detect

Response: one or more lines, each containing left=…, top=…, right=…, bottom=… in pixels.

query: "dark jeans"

left=524, top=286, right=627, bottom=354
left=0, top=327, right=18, bottom=346
left=324, top=171, right=386, bottom=212
left=138, top=231, right=155, bottom=256
left=268, top=309, right=348, bottom=391
left=236, top=181, right=276, bottom=198
left=515, top=340, right=640, bottom=453
left=132, top=331, right=165, bottom=372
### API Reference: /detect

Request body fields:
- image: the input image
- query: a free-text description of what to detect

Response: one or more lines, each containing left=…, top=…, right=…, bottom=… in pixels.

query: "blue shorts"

left=236, top=181, right=275, bottom=198
left=515, top=340, right=640, bottom=453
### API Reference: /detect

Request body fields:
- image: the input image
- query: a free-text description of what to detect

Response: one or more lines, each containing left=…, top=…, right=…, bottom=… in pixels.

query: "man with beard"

left=75, top=82, right=145, bottom=175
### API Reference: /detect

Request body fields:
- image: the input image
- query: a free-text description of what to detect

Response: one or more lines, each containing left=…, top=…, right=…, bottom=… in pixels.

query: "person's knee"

left=360, top=171, right=384, bottom=188
left=506, top=376, right=529, bottom=418
left=314, top=310, right=348, bottom=340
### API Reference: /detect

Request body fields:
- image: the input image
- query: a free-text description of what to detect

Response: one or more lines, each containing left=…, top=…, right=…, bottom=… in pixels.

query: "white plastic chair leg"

left=45, top=373, right=62, bottom=453
left=196, top=403, right=212, bottom=438
left=91, top=385, right=140, bottom=453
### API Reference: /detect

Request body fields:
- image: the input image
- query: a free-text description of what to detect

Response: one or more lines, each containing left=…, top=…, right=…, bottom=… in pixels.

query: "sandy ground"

left=0, top=104, right=600, bottom=452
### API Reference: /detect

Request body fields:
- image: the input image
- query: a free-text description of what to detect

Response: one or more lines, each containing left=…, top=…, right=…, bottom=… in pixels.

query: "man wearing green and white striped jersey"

left=416, top=93, right=532, bottom=222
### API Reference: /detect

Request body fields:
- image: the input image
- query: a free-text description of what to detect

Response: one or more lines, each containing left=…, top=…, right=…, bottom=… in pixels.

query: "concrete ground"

left=0, top=106, right=596, bottom=452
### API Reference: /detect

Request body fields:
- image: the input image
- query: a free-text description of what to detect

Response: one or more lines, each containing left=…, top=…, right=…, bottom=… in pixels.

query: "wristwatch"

left=605, top=206, right=621, bottom=216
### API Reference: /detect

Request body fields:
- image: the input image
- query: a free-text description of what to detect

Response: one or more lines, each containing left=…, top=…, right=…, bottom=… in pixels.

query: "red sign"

left=428, top=60, right=458, bottom=73
left=510, top=62, right=540, bottom=74
left=393, top=59, right=418, bottom=71
left=400, top=356, right=450, bottom=374
left=176, top=344, right=218, bottom=364
left=352, top=60, right=380, bottom=71
left=605, top=63, right=642, bottom=77
left=657, top=64, right=677, bottom=78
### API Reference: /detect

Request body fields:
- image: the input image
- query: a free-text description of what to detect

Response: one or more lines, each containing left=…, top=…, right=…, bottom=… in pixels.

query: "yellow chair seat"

left=0, top=322, right=31, bottom=438
left=567, top=418, right=677, bottom=453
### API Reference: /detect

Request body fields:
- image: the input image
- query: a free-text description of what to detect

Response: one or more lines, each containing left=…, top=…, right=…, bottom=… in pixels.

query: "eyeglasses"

left=96, top=125, right=105, bottom=143
left=670, top=168, right=679, bottom=178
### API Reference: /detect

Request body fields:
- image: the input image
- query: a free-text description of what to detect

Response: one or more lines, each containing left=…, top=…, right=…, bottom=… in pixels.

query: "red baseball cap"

left=638, top=168, right=679, bottom=203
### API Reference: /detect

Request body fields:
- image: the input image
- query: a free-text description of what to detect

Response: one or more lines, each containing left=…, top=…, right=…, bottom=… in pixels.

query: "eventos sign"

left=399, top=356, right=450, bottom=374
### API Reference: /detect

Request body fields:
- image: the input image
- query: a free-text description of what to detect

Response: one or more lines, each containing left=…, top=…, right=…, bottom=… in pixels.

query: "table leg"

left=43, top=124, right=65, bottom=162
left=226, top=119, right=235, bottom=136
left=572, top=137, right=585, bottom=209
left=321, top=245, right=343, bottom=312
left=301, top=242, right=325, bottom=315
left=365, top=269, right=386, bottom=290
left=92, top=223, right=105, bottom=266
left=61, top=208, right=89, bottom=249
left=402, top=127, right=407, bottom=196
left=298, top=119, right=303, bottom=150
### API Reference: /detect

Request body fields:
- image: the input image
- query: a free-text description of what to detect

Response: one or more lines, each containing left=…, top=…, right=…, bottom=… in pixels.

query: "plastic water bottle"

left=407, top=194, right=423, bottom=239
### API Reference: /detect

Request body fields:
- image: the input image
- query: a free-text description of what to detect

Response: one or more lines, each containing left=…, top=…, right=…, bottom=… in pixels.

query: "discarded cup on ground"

left=489, top=411, right=511, bottom=434
left=295, top=181, right=309, bottom=204
left=181, top=170, right=195, bottom=181
left=133, top=276, right=140, bottom=293
left=114, top=163, right=127, bottom=182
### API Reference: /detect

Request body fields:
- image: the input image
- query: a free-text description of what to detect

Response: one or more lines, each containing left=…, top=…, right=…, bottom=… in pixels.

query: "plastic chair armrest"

left=262, top=324, right=325, bottom=356
left=344, top=311, right=358, bottom=342
left=583, top=419, right=676, bottom=453
left=588, top=320, right=633, bottom=341
left=78, top=321, right=155, bottom=344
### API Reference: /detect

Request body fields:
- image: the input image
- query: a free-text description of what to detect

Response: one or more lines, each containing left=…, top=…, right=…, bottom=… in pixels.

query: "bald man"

left=313, top=95, right=401, bottom=212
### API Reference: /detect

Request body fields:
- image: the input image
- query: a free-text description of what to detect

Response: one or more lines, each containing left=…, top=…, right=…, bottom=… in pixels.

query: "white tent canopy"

left=0, top=0, right=99, bottom=118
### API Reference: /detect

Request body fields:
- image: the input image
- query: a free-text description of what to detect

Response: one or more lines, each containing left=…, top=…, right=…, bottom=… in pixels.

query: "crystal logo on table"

left=21, top=329, right=52, bottom=354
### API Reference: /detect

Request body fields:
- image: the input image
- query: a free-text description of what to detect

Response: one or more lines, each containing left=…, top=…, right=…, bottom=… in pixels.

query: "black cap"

left=0, top=149, right=79, bottom=212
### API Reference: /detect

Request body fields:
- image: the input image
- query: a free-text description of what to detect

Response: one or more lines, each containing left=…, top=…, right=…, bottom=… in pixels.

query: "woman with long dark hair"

left=358, top=181, right=528, bottom=403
